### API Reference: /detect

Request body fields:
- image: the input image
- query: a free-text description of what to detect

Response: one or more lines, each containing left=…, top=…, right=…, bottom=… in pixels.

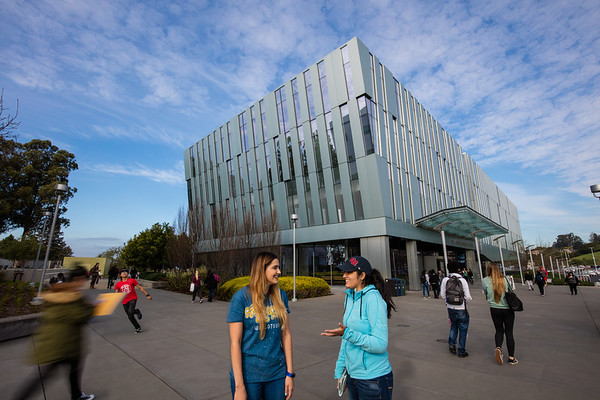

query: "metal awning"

left=415, top=206, right=508, bottom=239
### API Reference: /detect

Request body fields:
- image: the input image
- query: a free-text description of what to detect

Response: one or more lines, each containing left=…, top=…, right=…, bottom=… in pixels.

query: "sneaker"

left=136, top=309, right=142, bottom=320
left=76, top=392, right=95, bottom=399
left=199, top=298, right=204, bottom=303
left=134, top=327, right=142, bottom=334
left=495, top=347, right=503, bottom=365
left=449, top=345, right=456, bottom=354
left=508, top=357, right=518, bottom=365
left=191, top=300, right=195, bottom=303
left=458, top=352, right=469, bottom=358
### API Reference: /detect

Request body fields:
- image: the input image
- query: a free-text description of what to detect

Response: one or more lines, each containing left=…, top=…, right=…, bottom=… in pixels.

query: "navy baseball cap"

left=338, top=256, right=373, bottom=276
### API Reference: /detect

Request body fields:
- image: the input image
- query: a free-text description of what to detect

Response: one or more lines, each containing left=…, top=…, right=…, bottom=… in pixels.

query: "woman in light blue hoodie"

left=322, top=256, right=396, bottom=399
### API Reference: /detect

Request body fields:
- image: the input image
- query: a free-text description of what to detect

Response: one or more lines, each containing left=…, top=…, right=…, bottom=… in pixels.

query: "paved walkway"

left=1, top=280, right=599, bottom=399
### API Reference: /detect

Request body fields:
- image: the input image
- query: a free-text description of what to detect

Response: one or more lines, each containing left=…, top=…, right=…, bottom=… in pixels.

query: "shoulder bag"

left=505, top=278, right=523, bottom=312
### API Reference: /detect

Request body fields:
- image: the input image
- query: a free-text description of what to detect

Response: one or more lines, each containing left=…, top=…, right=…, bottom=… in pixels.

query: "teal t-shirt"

left=226, top=286, right=290, bottom=383
left=482, top=277, right=510, bottom=309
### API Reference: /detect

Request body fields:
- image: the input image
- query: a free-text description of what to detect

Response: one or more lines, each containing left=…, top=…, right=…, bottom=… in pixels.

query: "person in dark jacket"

left=205, top=269, right=218, bottom=302
left=13, top=266, right=96, bottom=400
left=565, top=272, right=579, bottom=295
left=535, top=270, right=546, bottom=296
left=107, top=264, right=119, bottom=289
left=429, top=269, right=440, bottom=299
left=89, top=263, right=100, bottom=289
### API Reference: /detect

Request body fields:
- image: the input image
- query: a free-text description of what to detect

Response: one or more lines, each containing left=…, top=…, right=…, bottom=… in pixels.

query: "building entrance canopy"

left=415, top=206, right=508, bottom=239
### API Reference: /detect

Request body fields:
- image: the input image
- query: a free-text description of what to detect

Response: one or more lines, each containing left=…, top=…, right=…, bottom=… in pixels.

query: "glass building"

left=184, top=37, right=522, bottom=290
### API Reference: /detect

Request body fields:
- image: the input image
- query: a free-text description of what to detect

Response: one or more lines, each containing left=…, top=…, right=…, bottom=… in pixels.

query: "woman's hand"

left=321, top=322, right=346, bottom=337
left=233, top=385, right=247, bottom=400
left=285, top=376, right=294, bottom=399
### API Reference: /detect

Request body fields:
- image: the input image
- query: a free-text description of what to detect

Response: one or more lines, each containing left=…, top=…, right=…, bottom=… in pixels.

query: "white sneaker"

left=76, top=393, right=95, bottom=400
left=199, top=298, right=204, bottom=303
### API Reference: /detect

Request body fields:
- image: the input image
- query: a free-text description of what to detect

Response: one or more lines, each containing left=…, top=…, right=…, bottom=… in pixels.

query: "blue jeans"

left=230, top=376, right=285, bottom=400
left=422, top=283, right=430, bottom=297
left=347, top=371, right=393, bottom=400
left=447, top=308, right=469, bottom=355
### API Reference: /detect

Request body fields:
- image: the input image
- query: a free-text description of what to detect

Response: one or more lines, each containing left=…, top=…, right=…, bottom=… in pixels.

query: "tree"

left=0, top=88, right=20, bottom=139
left=98, top=246, right=124, bottom=267
left=0, top=139, right=78, bottom=237
left=121, top=223, right=174, bottom=271
left=589, top=233, right=600, bottom=245
left=166, top=207, right=195, bottom=269
left=552, top=233, right=584, bottom=250
left=0, top=235, right=38, bottom=261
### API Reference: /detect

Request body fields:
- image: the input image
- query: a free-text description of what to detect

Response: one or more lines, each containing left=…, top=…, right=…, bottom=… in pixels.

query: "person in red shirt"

left=114, top=269, right=152, bottom=333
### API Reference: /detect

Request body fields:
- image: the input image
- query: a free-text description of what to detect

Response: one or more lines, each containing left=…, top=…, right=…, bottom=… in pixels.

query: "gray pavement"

left=1, top=280, right=599, bottom=399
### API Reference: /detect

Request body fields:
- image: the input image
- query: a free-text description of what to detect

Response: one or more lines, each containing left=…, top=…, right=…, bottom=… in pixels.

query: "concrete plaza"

left=1, top=280, right=599, bottom=399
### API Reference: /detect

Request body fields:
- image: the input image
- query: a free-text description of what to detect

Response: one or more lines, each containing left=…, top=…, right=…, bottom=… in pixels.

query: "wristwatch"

left=286, top=371, right=296, bottom=378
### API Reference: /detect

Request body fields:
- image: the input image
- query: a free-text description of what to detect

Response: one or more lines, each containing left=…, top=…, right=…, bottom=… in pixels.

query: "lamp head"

left=55, top=183, right=68, bottom=192
left=290, top=214, right=298, bottom=221
left=591, top=184, right=600, bottom=199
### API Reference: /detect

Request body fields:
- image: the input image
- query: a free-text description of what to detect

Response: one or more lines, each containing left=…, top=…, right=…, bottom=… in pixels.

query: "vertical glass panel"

left=317, top=61, right=330, bottom=112
left=341, top=46, right=355, bottom=98
left=304, top=70, right=316, bottom=120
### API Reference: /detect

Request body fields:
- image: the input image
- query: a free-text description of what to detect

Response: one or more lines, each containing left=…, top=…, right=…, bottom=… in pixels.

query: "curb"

left=0, top=313, right=42, bottom=342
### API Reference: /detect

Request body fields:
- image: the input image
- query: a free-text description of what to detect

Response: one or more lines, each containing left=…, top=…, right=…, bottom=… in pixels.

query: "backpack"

left=420, top=275, right=427, bottom=284
left=445, top=276, right=464, bottom=305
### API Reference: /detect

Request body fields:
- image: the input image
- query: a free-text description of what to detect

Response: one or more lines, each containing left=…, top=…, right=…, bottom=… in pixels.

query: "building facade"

left=184, top=37, right=522, bottom=290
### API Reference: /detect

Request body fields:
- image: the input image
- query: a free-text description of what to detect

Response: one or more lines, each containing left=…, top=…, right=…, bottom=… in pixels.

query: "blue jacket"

left=334, top=285, right=392, bottom=380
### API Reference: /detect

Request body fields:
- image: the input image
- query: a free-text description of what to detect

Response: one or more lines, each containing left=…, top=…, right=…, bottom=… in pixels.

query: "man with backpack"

left=440, top=261, right=472, bottom=358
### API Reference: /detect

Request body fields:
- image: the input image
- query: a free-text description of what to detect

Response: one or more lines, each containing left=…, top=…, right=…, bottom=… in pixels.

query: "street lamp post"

left=590, top=184, right=600, bottom=200
left=290, top=214, right=298, bottom=302
left=494, top=235, right=506, bottom=275
left=526, top=245, right=535, bottom=274
left=591, top=247, right=597, bottom=273
left=512, top=239, right=524, bottom=285
left=32, top=183, right=68, bottom=304
left=30, top=211, right=53, bottom=285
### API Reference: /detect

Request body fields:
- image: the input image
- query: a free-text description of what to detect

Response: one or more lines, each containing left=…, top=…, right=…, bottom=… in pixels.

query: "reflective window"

left=341, top=46, right=355, bottom=98
left=358, top=95, right=378, bottom=155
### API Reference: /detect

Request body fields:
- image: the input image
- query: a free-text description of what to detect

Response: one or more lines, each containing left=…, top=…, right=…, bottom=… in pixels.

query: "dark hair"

left=447, top=261, right=460, bottom=274
left=68, top=266, right=88, bottom=281
left=364, top=269, right=397, bottom=319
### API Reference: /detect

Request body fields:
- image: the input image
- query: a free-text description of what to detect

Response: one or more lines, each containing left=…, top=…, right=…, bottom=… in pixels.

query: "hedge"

left=216, top=276, right=331, bottom=302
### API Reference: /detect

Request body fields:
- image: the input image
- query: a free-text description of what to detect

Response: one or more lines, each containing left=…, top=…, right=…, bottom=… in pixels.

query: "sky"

left=1, top=0, right=599, bottom=257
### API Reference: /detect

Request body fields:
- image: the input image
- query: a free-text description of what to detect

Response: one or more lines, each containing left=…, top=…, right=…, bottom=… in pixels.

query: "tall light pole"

left=32, top=183, right=68, bottom=304
left=512, top=239, right=524, bottom=285
left=494, top=235, right=506, bottom=275
left=526, top=245, right=535, bottom=274
left=30, top=211, right=53, bottom=285
left=290, top=214, right=298, bottom=302
left=591, top=247, right=597, bottom=272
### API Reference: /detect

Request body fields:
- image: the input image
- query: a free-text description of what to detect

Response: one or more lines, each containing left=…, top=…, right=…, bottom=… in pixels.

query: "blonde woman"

left=482, top=262, right=518, bottom=365
left=227, top=252, right=294, bottom=400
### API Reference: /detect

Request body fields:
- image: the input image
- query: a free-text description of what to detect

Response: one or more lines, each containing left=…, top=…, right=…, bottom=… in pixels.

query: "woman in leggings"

left=482, top=262, right=518, bottom=365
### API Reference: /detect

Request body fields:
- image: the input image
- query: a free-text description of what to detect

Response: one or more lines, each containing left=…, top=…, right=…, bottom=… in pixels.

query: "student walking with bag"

left=483, top=262, right=518, bottom=365
left=322, top=256, right=396, bottom=400
left=227, top=252, right=294, bottom=400
left=190, top=269, right=204, bottom=303
left=440, top=261, right=472, bottom=358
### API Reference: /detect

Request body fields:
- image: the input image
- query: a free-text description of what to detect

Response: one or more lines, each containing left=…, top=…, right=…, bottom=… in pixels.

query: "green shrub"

left=165, top=271, right=192, bottom=294
left=549, top=277, right=594, bottom=286
left=215, top=276, right=331, bottom=302
left=138, top=272, right=167, bottom=281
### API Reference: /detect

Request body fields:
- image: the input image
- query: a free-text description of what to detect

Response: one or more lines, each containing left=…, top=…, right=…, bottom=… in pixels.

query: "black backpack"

left=420, top=274, right=427, bottom=284
left=445, top=276, right=464, bottom=305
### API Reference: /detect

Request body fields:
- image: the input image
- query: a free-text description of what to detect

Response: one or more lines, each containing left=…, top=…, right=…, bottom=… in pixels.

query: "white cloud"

left=91, top=161, right=184, bottom=185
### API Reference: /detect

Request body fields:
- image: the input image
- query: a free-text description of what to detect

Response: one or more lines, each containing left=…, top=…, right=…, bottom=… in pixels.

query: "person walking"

left=205, top=269, right=218, bottom=302
left=440, top=261, right=472, bottom=358
left=535, top=270, right=546, bottom=296
left=115, top=269, right=152, bottom=333
left=227, top=252, right=294, bottom=400
left=13, top=267, right=96, bottom=400
left=482, top=262, right=518, bottom=366
left=191, top=269, right=204, bottom=303
left=565, top=272, right=579, bottom=295
left=429, top=269, right=440, bottom=299
left=524, top=269, right=534, bottom=291
left=107, top=264, right=119, bottom=289
left=322, top=256, right=396, bottom=400
left=421, top=270, right=430, bottom=298
left=89, top=263, right=100, bottom=289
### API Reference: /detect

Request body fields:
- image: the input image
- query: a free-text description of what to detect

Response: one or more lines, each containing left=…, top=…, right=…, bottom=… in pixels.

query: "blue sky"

left=1, top=0, right=599, bottom=256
